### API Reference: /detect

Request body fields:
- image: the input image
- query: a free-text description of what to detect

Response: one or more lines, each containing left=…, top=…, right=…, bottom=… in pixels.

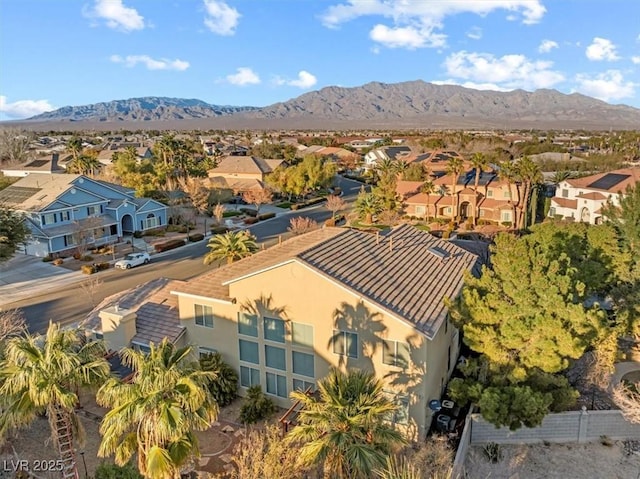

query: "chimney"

left=99, top=305, right=137, bottom=351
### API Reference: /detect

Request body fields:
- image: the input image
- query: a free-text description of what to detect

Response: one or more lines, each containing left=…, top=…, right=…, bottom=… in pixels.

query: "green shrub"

left=81, top=264, right=96, bottom=275
left=133, top=231, right=143, bottom=238
left=42, top=255, right=53, bottom=262
left=239, top=385, right=275, bottom=424
left=210, top=226, right=229, bottom=234
left=305, top=197, right=326, bottom=207
left=244, top=217, right=259, bottom=225
left=223, top=211, right=242, bottom=218
left=94, top=461, right=144, bottom=479
left=178, top=226, right=189, bottom=234
left=154, top=239, right=185, bottom=253
left=275, top=202, right=291, bottom=209
left=81, top=255, right=94, bottom=262
left=95, top=262, right=110, bottom=271
left=257, top=212, right=276, bottom=221
left=240, top=207, right=258, bottom=217
left=188, top=233, right=205, bottom=242
left=199, top=352, right=238, bottom=407
left=52, top=258, right=64, bottom=266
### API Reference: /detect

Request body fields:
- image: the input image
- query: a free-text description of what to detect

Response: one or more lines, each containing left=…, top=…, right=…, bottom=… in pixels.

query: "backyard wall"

left=469, top=408, right=640, bottom=445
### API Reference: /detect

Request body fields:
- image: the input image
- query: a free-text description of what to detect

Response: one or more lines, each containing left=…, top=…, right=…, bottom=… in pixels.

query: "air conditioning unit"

left=442, top=400, right=455, bottom=409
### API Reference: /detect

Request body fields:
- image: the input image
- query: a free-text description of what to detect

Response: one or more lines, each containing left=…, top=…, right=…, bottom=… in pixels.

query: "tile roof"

left=175, top=225, right=480, bottom=339
left=83, top=277, right=186, bottom=346
left=566, top=167, right=640, bottom=192
left=396, top=180, right=425, bottom=197
left=551, top=197, right=578, bottom=209
left=576, top=192, right=607, bottom=200
left=212, top=156, right=280, bottom=175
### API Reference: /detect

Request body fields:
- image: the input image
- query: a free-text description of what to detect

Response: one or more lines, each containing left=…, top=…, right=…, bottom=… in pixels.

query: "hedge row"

left=154, top=239, right=186, bottom=253
left=290, top=197, right=327, bottom=211
left=240, top=207, right=258, bottom=217
left=188, top=233, right=205, bottom=242
left=244, top=217, right=259, bottom=225
left=258, top=212, right=276, bottom=220
left=210, top=226, right=229, bottom=234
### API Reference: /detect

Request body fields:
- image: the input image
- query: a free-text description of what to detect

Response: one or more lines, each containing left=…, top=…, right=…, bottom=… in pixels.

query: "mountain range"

left=22, top=81, right=640, bottom=130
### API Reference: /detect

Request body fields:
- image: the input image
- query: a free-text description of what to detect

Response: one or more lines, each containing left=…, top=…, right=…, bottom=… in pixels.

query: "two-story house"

left=0, top=174, right=168, bottom=257
left=404, top=168, right=518, bottom=224
left=549, top=167, right=640, bottom=224
left=207, top=155, right=285, bottom=193
left=88, top=225, right=481, bottom=439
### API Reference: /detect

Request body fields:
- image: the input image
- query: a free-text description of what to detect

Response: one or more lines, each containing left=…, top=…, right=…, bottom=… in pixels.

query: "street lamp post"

left=79, top=450, right=88, bottom=478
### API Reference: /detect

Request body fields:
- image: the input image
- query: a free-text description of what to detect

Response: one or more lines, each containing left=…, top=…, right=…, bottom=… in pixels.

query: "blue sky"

left=1, top=0, right=639, bottom=120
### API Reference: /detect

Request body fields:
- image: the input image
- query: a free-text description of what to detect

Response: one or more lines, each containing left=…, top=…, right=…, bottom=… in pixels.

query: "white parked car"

left=115, top=252, right=150, bottom=269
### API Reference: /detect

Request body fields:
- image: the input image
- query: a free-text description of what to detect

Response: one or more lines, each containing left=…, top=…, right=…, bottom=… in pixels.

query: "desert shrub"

left=290, top=204, right=301, bottom=211
left=133, top=231, right=143, bottom=238
left=166, top=224, right=182, bottom=232
left=52, top=258, right=64, bottom=266
left=95, top=262, right=110, bottom=271
left=483, top=442, right=503, bottom=463
left=442, top=230, right=451, bottom=239
left=42, top=255, right=53, bottom=262
left=239, top=385, right=275, bottom=424
left=325, top=218, right=336, bottom=227
left=81, top=264, right=96, bottom=275
left=240, top=207, right=258, bottom=217
left=178, top=226, right=188, bottom=233
left=199, top=352, right=238, bottom=407
left=244, top=217, right=259, bottom=225
left=94, top=461, right=143, bottom=479
left=73, top=252, right=81, bottom=260
left=257, top=212, right=276, bottom=221
left=188, top=233, right=205, bottom=242
left=154, top=239, right=185, bottom=253
left=80, top=255, right=94, bottom=262
left=210, top=225, right=229, bottom=234
left=332, top=186, right=342, bottom=195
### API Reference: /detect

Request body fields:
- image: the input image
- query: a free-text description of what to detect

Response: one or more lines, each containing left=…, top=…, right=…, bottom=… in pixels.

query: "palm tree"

left=97, top=340, right=219, bottom=479
left=515, top=156, right=543, bottom=228
left=0, top=322, right=110, bottom=478
left=67, top=136, right=83, bottom=162
left=419, top=179, right=436, bottom=221
left=68, top=150, right=101, bottom=176
left=445, top=157, right=465, bottom=223
left=203, top=230, right=258, bottom=265
left=355, top=190, right=384, bottom=225
left=288, top=368, right=406, bottom=479
left=469, top=152, right=489, bottom=224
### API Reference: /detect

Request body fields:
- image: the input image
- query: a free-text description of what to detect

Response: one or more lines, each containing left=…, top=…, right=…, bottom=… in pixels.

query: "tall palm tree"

left=97, top=340, right=219, bottom=479
left=0, top=322, right=110, bottom=478
left=497, top=161, right=518, bottom=228
left=67, top=136, right=83, bottom=162
left=469, top=152, right=489, bottom=224
left=445, top=157, right=465, bottom=223
left=515, top=156, right=543, bottom=229
left=419, top=179, right=436, bottom=221
left=355, top=190, right=384, bottom=225
left=203, top=230, right=258, bottom=265
left=288, top=368, right=406, bottom=479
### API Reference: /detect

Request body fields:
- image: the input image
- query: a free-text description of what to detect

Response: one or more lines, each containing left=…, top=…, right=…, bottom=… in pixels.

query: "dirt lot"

left=464, top=442, right=640, bottom=479
left=0, top=393, right=278, bottom=479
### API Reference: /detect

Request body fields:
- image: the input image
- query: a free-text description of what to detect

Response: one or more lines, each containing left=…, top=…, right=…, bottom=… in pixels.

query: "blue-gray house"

left=0, top=174, right=168, bottom=257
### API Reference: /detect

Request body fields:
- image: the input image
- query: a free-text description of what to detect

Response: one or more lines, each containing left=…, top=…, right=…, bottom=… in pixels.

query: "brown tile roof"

left=175, top=225, right=480, bottom=339
left=551, top=197, right=578, bottom=209
left=212, top=156, right=280, bottom=175
left=82, top=277, right=185, bottom=346
left=566, top=167, right=640, bottom=192
left=396, top=180, right=425, bottom=198
left=298, top=224, right=480, bottom=338
left=576, top=192, right=607, bottom=200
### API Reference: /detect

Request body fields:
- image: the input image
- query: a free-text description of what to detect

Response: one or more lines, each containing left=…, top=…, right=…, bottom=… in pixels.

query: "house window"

left=63, top=234, right=74, bottom=247
left=501, top=211, right=512, bottom=222
left=502, top=190, right=511, bottom=199
left=561, top=189, right=569, bottom=198
left=479, top=209, right=485, bottom=217
left=415, top=206, right=426, bottom=215
left=292, top=351, right=314, bottom=378
left=141, top=215, right=160, bottom=230
left=333, top=330, right=358, bottom=358
left=486, top=189, right=493, bottom=198
left=240, top=366, right=260, bottom=388
left=266, top=372, right=287, bottom=398
left=445, top=207, right=452, bottom=214
left=292, top=322, right=313, bottom=348
left=42, top=213, right=56, bottom=225
left=265, top=345, right=286, bottom=371
left=87, top=205, right=101, bottom=216
left=382, top=340, right=410, bottom=368
left=549, top=207, right=556, bottom=216
left=199, top=347, right=217, bottom=359
left=293, top=378, right=315, bottom=392
left=238, top=313, right=258, bottom=337
left=264, top=317, right=285, bottom=343
left=239, top=340, right=259, bottom=364
left=194, top=304, right=214, bottom=328
left=385, top=392, right=409, bottom=425
left=60, top=211, right=71, bottom=221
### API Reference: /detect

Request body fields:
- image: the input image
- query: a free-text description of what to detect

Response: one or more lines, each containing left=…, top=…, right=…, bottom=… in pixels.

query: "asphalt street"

left=5, top=177, right=366, bottom=332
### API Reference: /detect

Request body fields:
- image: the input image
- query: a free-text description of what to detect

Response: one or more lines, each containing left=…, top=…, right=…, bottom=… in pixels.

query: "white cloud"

left=320, top=0, right=545, bottom=49
left=0, top=96, right=55, bottom=119
left=538, top=39, right=558, bottom=53
left=203, top=0, right=240, bottom=36
left=225, top=67, right=260, bottom=86
left=432, top=80, right=508, bottom=92
left=443, top=50, right=565, bottom=90
left=83, top=0, right=145, bottom=32
left=466, top=27, right=482, bottom=40
left=110, top=55, right=190, bottom=71
left=574, top=70, right=636, bottom=102
left=632, top=56, right=640, bottom=64
left=586, top=37, right=620, bottom=61
left=273, top=71, right=318, bottom=89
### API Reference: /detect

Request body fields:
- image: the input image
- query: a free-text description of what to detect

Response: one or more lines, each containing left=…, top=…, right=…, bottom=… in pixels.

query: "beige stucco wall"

left=176, top=259, right=459, bottom=440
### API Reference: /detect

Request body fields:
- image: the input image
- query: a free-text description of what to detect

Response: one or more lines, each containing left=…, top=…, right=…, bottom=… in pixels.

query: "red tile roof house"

left=549, top=167, right=640, bottom=224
